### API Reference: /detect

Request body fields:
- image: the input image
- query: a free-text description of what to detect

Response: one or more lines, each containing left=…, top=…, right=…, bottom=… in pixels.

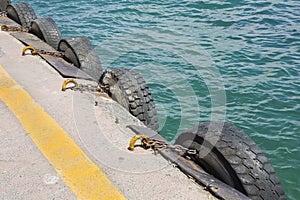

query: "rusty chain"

left=1, top=25, right=64, bottom=58
left=70, top=83, right=105, bottom=93
left=1, top=24, right=29, bottom=32
left=0, top=11, right=7, bottom=17
left=141, top=137, right=198, bottom=156
left=22, top=46, right=65, bottom=58
left=61, top=79, right=106, bottom=93
left=35, top=49, right=64, bottom=58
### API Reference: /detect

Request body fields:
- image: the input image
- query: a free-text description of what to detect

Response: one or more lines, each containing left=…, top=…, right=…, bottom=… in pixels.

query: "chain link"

left=141, top=137, right=198, bottom=156
left=22, top=46, right=65, bottom=58
left=1, top=24, right=29, bottom=32
left=0, top=25, right=64, bottom=58
left=68, top=83, right=105, bottom=93
left=0, top=11, right=7, bottom=17
left=36, top=49, right=64, bottom=58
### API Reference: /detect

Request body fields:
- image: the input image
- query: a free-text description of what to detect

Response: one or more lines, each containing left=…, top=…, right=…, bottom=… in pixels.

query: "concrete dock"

left=0, top=30, right=216, bottom=199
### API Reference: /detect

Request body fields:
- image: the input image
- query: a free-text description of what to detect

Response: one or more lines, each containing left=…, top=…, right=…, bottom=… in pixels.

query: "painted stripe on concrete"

left=0, top=65, right=125, bottom=200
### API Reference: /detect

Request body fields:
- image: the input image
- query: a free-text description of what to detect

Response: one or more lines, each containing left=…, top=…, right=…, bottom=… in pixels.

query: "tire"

left=58, top=36, right=103, bottom=81
left=100, top=68, right=159, bottom=131
left=175, top=122, right=286, bottom=200
left=29, top=17, right=62, bottom=50
left=0, top=0, right=10, bottom=11
left=6, top=2, right=37, bottom=27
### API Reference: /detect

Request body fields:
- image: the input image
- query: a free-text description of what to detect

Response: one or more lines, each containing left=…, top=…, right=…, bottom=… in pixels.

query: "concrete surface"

left=0, top=30, right=216, bottom=200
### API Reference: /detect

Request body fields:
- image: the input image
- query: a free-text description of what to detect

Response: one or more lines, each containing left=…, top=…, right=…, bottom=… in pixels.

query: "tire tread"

left=7, top=2, right=36, bottom=27
left=30, top=17, right=62, bottom=50
left=101, top=68, right=159, bottom=131
left=58, top=36, right=103, bottom=81
left=175, top=122, right=286, bottom=200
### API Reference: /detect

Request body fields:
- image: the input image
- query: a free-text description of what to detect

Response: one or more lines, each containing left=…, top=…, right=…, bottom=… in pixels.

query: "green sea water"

left=17, top=0, right=299, bottom=199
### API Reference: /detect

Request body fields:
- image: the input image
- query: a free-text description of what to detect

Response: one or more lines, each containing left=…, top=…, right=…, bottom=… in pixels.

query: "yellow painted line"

left=0, top=65, right=125, bottom=200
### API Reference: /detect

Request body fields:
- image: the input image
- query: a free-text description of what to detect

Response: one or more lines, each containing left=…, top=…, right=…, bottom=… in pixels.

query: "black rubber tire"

left=0, top=0, right=10, bottom=11
left=6, top=2, right=37, bottom=27
left=175, top=122, right=286, bottom=200
left=58, top=36, right=103, bottom=81
left=100, top=68, right=159, bottom=131
left=29, top=17, right=62, bottom=50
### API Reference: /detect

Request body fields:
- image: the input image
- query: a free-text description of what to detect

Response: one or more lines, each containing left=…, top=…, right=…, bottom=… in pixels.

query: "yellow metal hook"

left=22, top=46, right=38, bottom=56
left=61, top=79, right=78, bottom=91
left=128, top=135, right=149, bottom=151
left=1, top=24, right=8, bottom=31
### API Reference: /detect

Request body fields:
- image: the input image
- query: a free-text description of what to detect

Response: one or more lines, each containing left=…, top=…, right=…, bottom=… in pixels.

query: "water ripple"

left=15, top=0, right=300, bottom=199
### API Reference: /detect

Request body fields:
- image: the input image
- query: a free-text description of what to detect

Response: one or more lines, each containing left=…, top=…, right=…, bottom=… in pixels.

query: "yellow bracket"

left=61, top=79, right=78, bottom=91
left=128, top=135, right=149, bottom=151
left=22, top=46, right=38, bottom=56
